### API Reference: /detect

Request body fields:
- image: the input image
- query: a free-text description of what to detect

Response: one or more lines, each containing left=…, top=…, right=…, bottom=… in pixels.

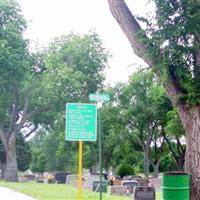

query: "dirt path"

left=0, top=186, right=37, bottom=200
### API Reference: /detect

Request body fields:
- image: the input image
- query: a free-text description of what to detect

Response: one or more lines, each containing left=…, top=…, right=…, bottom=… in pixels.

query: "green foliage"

left=114, top=70, right=176, bottom=175
left=30, top=149, right=47, bottom=173
left=165, top=109, right=185, bottom=137
left=159, top=152, right=178, bottom=172
left=16, top=134, right=31, bottom=172
left=0, top=0, right=31, bottom=125
left=29, top=127, right=78, bottom=173
left=117, top=163, right=135, bottom=178
left=28, top=32, right=108, bottom=126
left=138, top=0, right=200, bottom=105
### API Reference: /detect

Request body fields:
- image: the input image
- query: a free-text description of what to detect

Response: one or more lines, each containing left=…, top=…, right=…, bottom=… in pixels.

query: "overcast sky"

left=17, top=0, right=154, bottom=85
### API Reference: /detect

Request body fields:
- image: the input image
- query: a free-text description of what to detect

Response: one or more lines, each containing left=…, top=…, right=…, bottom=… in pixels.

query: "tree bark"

left=143, top=148, right=150, bottom=177
left=0, top=162, right=6, bottom=179
left=3, top=133, right=18, bottom=182
left=152, top=162, right=160, bottom=178
left=179, top=106, right=200, bottom=200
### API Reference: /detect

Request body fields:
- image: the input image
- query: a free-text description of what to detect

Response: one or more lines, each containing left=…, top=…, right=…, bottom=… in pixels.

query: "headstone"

left=134, top=176, right=142, bottom=179
left=134, top=186, right=155, bottom=200
left=149, top=177, right=162, bottom=191
left=135, top=178, right=149, bottom=186
left=83, top=175, right=100, bottom=190
left=54, top=172, right=69, bottom=184
left=66, top=174, right=78, bottom=186
left=19, top=174, right=35, bottom=182
left=108, top=186, right=127, bottom=196
left=92, top=180, right=108, bottom=193
left=24, top=174, right=35, bottom=181
left=113, top=179, right=122, bottom=186
left=121, top=180, right=138, bottom=193
left=35, top=175, right=45, bottom=183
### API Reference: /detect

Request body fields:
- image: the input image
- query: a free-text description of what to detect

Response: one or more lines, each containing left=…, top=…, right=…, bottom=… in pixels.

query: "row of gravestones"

left=66, top=174, right=103, bottom=189
left=108, top=186, right=155, bottom=200
left=19, top=172, right=70, bottom=183
left=66, top=174, right=155, bottom=200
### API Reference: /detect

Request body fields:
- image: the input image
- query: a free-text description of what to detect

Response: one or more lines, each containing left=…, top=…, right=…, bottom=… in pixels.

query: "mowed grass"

left=0, top=181, right=162, bottom=200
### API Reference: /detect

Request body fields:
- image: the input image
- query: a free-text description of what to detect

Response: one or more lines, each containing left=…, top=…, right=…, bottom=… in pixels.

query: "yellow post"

left=77, top=141, right=83, bottom=200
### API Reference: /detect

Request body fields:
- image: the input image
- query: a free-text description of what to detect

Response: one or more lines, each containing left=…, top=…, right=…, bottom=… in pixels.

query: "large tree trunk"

left=152, top=162, right=160, bottom=178
left=178, top=106, right=200, bottom=200
left=177, top=153, right=185, bottom=171
left=144, top=153, right=149, bottom=177
left=3, top=133, right=18, bottom=182
left=143, top=147, right=150, bottom=177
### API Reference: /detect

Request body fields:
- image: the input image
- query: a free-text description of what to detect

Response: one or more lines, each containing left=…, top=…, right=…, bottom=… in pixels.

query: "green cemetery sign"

left=65, top=103, right=97, bottom=141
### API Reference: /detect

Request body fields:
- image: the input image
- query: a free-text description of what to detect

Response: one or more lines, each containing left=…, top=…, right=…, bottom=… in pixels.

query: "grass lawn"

left=0, top=181, right=162, bottom=200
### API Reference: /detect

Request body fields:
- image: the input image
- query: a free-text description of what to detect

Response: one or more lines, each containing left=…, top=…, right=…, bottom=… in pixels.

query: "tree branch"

left=24, top=124, right=39, bottom=138
left=107, top=0, right=154, bottom=66
left=19, top=94, right=31, bottom=129
left=27, top=107, right=50, bottom=120
left=17, top=107, right=50, bottom=132
left=161, top=127, right=178, bottom=162
left=194, top=36, right=200, bottom=80
left=8, top=87, right=19, bottom=135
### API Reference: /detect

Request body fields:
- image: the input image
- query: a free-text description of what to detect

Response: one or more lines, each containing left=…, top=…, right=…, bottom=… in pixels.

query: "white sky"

left=17, top=0, right=154, bottom=86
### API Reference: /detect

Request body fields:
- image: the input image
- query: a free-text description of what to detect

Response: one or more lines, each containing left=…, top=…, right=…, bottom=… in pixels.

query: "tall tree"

left=107, top=0, right=200, bottom=198
left=119, top=71, right=171, bottom=176
left=0, top=0, right=31, bottom=181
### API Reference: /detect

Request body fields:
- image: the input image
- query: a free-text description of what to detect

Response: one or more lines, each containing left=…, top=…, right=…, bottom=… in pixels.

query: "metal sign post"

left=89, top=93, right=110, bottom=200
left=66, top=103, right=97, bottom=200
left=98, top=104, right=103, bottom=200
left=78, top=141, right=83, bottom=200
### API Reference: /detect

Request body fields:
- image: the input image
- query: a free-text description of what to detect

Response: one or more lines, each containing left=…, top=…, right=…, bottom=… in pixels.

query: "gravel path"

left=0, top=186, right=37, bottom=200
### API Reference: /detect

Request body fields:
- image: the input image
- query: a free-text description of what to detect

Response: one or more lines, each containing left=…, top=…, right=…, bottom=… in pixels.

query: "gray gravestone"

left=108, top=186, right=127, bottom=196
left=134, top=186, right=155, bottom=200
left=66, top=174, right=78, bottom=186
left=54, top=172, right=69, bottom=184
left=122, top=180, right=138, bottom=194
left=83, top=175, right=100, bottom=190
left=92, top=180, right=108, bottom=193
left=134, top=178, right=149, bottom=186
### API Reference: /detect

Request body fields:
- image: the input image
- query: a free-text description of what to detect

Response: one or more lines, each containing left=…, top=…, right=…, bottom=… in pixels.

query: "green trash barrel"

left=162, top=172, right=190, bottom=200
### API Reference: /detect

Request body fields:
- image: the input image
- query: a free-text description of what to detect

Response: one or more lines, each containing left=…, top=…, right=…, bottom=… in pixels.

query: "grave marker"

left=108, top=186, right=127, bottom=196
left=122, top=180, right=138, bottom=193
left=134, top=186, right=155, bottom=200
left=92, top=180, right=108, bottom=193
left=66, top=174, right=78, bottom=186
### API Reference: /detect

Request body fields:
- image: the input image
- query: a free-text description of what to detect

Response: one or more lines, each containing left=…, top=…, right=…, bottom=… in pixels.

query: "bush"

left=117, top=163, right=135, bottom=178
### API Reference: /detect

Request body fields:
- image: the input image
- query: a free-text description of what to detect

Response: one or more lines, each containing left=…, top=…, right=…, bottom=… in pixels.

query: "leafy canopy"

left=140, top=0, right=200, bottom=105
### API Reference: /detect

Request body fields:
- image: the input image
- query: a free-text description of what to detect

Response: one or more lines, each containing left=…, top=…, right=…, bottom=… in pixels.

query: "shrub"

left=117, top=163, right=135, bottom=178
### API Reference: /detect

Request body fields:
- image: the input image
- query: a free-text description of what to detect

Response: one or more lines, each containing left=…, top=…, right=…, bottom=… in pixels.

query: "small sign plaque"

left=89, top=93, right=110, bottom=102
